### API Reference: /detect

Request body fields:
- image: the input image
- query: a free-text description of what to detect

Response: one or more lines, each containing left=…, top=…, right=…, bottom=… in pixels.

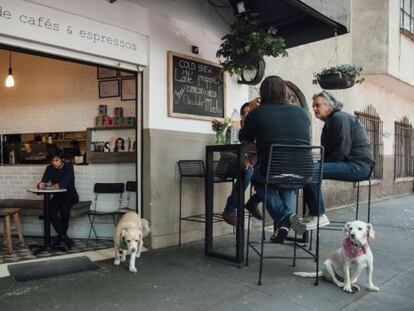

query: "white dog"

left=294, top=220, right=379, bottom=293
left=114, top=212, right=150, bottom=273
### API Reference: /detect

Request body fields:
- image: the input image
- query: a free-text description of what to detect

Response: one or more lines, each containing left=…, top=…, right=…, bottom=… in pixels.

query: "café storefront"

left=0, top=0, right=146, bottom=261
left=0, top=0, right=353, bottom=265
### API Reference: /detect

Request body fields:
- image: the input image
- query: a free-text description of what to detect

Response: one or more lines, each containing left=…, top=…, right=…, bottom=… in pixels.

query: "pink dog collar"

left=343, top=238, right=368, bottom=259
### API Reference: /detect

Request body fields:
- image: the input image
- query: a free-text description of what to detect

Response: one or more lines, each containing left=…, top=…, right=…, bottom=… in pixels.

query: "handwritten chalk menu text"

left=168, top=51, right=226, bottom=121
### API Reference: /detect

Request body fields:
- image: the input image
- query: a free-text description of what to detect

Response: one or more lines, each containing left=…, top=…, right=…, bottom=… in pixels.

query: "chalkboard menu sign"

left=168, top=51, right=226, bottom=121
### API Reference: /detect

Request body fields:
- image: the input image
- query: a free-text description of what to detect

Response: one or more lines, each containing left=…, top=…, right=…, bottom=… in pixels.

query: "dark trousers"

left=50, top=193, right=76, bottom=237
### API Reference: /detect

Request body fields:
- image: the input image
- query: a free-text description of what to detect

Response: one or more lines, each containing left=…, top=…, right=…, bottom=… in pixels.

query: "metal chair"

left=117, top=181, right=137, bottom=216
left=245, top=144, right=324, bottom=286
left=322, top=161, right=375, bottom=231
left=87, top=183, right=125, bottom=243
left=177, top=160, right=233, bottom=246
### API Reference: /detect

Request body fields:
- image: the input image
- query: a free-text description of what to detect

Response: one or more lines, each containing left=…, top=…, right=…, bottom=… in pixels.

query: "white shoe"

left=300, top=214, right=313, bottom=223
left=305, top=214, right=330, bottom=230
left=289, top=214, right=307, bottom=235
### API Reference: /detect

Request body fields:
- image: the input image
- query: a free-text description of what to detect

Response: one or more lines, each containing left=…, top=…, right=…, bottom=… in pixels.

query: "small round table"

left=27, top=188, right=67, bottom=254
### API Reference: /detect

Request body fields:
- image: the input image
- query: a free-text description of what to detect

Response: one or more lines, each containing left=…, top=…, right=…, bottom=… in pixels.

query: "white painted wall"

left=399, top=35, right=414, bottom=85
left=352, top=0, right=414, bottom=86
left=25, top=0, right=249, bottom=133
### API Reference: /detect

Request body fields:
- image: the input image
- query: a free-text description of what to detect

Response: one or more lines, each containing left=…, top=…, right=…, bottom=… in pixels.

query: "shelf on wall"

left=87, top=151, right=136, bottom=164
left=88, top=126, right=136, bottom=131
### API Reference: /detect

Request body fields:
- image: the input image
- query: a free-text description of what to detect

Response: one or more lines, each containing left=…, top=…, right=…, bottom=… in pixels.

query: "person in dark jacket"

left=303, top=91, right=374, bottom=230
left=37, top=148, right=79, bottom=249
left=239, top=76, right=311, bottom=243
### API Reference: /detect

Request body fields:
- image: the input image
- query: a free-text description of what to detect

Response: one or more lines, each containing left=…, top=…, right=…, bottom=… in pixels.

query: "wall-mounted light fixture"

left=5, top=50, right=15, bottom=88
left=191, top=45, right=199, bottom=55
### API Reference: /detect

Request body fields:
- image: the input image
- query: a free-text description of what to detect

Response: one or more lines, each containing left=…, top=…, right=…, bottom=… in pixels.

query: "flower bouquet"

left=211, top=117, right=230, bottom=144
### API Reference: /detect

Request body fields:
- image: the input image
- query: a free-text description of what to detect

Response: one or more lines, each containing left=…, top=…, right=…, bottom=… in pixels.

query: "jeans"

left=254, top=186, right=295, bottom=228
left=224, top=162, right=254, bottom=212
left=303, top=161, right=371, bottom=216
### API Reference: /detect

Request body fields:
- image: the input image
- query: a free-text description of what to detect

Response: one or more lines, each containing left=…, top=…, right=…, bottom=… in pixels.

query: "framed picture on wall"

left=97, top=66, right=118, bottom=79
left=121, top=78, right=137, bottom=101
left=99, top=79, right=120, bottom=98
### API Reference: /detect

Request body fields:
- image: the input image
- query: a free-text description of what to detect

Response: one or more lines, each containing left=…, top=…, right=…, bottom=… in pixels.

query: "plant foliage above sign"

left=313, top=64, right=364, bottom=90
left=216, top=11, right=287, bottom=77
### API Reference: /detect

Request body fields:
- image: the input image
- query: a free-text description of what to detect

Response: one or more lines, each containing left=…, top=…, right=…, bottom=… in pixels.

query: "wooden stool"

left=0, top=208, right=25, bottom=255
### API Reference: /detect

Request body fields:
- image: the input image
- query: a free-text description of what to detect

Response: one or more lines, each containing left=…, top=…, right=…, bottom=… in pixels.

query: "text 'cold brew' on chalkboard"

left=168, top=51, right=226, bottom=121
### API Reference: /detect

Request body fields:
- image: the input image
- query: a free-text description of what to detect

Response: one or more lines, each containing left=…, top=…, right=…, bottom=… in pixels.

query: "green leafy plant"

left=313, top=64, right=364, bottom=85
left=216, top=11, right=287, bottom=76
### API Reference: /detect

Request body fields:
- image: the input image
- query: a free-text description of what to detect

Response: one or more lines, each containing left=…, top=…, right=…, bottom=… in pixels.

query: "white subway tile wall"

left=0, top=165, right=136, bottom=238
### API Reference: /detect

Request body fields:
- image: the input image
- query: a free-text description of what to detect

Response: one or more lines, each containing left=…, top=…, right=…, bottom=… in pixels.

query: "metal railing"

left=394, top=116, right=414, bottom=178
left=355, top=105, right=384, bottom=179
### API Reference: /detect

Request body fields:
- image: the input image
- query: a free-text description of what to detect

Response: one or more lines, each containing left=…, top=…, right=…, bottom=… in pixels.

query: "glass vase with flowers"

left=211, top=117, right=230, bottom=145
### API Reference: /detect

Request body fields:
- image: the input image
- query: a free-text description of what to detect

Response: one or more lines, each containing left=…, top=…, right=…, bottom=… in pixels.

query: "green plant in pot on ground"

left=216, top=11, right=287, bottom=76
left=313, top=64, right=364, bottom=90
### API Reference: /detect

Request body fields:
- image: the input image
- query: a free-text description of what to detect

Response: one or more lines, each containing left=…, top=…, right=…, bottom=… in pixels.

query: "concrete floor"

left=0, top=195, right=413, bottom=311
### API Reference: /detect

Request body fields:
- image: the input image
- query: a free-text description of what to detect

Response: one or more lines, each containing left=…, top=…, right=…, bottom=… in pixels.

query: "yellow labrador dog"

left=114, top=212, right=150, bottom=273
left=294, top=220, right=379, bottom=293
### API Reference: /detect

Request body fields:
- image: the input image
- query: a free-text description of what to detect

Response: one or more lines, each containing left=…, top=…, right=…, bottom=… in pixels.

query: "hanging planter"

left=216, top=11, right=287, bottom=85
left=313, top=65, right=364, bottom=90
left=239, top=58, right=266, bottom=85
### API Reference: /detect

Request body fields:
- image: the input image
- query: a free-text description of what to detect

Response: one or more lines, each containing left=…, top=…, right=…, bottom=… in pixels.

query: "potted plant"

left=313, top=64, right=364, bottom=89
left=216, top=11, right=287, bottom=84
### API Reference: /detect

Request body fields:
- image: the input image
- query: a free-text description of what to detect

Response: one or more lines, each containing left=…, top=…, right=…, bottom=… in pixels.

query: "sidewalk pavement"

left=0, top=195, right=413, bottom=311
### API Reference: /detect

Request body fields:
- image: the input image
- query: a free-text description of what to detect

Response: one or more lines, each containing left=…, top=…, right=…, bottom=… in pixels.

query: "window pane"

left=403, top=13, right=410, bottom=29
left=403, top=0, right=410, bottom=13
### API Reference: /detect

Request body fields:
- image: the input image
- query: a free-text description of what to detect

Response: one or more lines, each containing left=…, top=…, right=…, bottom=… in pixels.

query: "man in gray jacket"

left=303, top=91, right=374, bottom=229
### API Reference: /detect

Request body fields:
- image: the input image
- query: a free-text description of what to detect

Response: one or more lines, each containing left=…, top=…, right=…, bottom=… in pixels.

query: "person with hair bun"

left=37, top=148, right=79, bottom=249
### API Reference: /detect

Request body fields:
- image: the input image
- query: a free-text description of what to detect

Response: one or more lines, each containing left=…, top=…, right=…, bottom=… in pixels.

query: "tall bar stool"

left=177, top=160, right=233, bottom=246
left=0, top=208, right=25, bottom=255
left=322, top=161, right=376, bottom=231
left=245, top=144, right=324, bottom=286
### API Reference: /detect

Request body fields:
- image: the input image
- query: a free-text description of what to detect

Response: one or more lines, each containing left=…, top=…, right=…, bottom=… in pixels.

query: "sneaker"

left=270, top=227, right=289, bottom=244
left=245, top=200, right=263, bottom=220
left=52, top=236, right=63, bottom=247
left=222, top=210, right=237, bottom=226
left=289, top=214, right=307, bottom=235
left=300, top=214, right=313, bottom=223
left=305, top=214, right=330, bottom=230
left=63, top=236, right=75, bottom=250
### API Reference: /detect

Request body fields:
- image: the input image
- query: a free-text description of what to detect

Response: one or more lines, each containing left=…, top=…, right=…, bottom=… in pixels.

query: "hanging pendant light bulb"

left=5, top=50, right=15, bottom=88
